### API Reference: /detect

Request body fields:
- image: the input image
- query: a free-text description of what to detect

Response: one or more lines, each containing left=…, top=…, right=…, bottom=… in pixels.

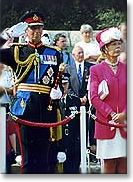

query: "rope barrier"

left=9, top=107, right=126, bottom=174
left=86, top=111, right=127, bottom=128
left=9, top=111, right=77, bottom=173
left=10, top=109, right=126, bottom=129
left=10, top=111, right=78, bottom=128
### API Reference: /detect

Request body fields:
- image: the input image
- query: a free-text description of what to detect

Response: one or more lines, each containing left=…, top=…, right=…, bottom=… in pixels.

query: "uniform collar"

left=28, top=41, right=43, bottom=48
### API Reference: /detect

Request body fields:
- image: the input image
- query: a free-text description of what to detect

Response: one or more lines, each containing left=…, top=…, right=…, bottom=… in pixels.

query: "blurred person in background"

left=53, top=33, right=74, bottom=66
left=58, top=73, right=81, bottom=173
left=118, top=22, right=127, bottom=63
left=75, top=24, right=101, bottom=63
left=66, top=46, right=96, bottom=161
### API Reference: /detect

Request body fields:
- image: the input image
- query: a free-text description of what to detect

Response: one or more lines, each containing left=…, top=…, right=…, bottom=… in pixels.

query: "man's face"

left=73, top=47, right=84, bottom=63
left=0, top=63, right=5, bottom=75
left=62, top=82, right=69, bottom=95
left=26, top=26, right=43, bottom=44
left=56, top=37, right=67, bottom=50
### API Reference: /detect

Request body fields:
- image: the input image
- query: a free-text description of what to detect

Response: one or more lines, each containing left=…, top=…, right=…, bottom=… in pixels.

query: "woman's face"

left=105, top=40, right=122, bottom=57
left=82, top=31, right=92, bottom=43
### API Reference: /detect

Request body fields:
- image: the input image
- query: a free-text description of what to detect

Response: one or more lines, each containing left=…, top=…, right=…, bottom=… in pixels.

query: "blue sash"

left=25, top=48, right=57, bottom=83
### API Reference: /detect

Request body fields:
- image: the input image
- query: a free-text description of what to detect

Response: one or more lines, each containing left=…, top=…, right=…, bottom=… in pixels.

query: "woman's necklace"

left=105, top=59, right=119, bottom=73
left=105, top=59, right=119, bottom=67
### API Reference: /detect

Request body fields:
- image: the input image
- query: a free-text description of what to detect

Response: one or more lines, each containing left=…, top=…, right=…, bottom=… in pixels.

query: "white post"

left=80, top=106, right=87, bottom=173
left=0, top=106, right=6, bottom=173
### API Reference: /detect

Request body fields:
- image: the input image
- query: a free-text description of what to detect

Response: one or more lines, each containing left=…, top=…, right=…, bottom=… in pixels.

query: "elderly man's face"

left=73, top=47, right=84, bottom=63
left=26, top=26, right=43, bottom=44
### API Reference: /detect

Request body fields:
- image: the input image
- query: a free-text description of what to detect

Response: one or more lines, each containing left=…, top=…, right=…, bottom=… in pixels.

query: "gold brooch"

left=42, top=75, right=50, bottom=85
left=47, top=67, right=54, bottom=77
left=20, top=98, right=26, bottom=108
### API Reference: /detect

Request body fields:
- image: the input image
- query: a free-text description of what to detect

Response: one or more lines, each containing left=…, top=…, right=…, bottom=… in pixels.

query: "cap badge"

left=33, top=14, right=39, bottom=21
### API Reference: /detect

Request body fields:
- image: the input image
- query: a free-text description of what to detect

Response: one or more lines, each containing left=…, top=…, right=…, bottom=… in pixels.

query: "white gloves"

left=57, top=152, right=66, bottom=163
left=7, top=22, right=28, bottom=38
left=1, top=39, right=14, bottom=48
left=1, top=22, right=28, bottom=40
left=15, top=155, right=22, bottom=166
left=50, top=86, right=62, bottom=100
left=0, top=28, right=10, bottom=40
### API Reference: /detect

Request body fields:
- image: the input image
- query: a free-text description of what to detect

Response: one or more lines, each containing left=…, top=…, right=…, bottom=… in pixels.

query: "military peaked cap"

left=21, top=11, right=44, bottom=26
left=62, top=73, right=70, bottom=84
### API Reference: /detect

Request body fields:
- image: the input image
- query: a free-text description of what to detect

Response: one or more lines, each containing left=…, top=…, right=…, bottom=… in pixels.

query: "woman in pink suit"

left=89, top=27, right=127, bottom=174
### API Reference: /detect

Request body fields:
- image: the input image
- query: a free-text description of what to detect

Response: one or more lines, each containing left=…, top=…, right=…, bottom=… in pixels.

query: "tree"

left=0, top=0, right=127, bottom=31
left=95, top=8, right=126, bottom=29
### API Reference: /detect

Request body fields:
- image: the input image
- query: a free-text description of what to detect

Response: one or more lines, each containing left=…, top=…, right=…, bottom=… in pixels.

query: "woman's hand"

left=112, top=112, right=126, bottom=123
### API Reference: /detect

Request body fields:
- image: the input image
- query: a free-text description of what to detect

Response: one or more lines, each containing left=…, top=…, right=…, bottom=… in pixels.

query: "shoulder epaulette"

left=45, top=45, right=61, bottom=52
left=12, top=42, right=28, bottom=47
left=54, top=46, right=61, bottom=52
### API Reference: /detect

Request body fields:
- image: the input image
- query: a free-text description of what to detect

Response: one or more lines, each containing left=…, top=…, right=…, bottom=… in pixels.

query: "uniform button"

left=65, top=129, right=69, bottom=135
left=76, top=137, right=80, bottom=141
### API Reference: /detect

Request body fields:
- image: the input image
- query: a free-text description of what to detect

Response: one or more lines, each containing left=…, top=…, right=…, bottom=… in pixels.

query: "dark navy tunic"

left=0, top=42, right=62, bottom=173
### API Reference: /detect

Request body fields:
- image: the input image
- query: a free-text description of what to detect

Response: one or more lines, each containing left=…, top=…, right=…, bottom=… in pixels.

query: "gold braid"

left=14, top=46, right=36, bottom=66
left=14, top=46, right=37, bottom=84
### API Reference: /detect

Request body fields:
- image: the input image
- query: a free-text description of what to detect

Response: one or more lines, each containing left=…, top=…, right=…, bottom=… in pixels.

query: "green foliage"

left=95, top=8, right=126, bottom=29
left=0, top=0, right=127, bottom=31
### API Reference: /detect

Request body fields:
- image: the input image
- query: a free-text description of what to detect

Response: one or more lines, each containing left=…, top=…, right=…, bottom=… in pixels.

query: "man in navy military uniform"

left=58, top=73, right=81, bottom=173
left=0, top=11, right=63, bottom=173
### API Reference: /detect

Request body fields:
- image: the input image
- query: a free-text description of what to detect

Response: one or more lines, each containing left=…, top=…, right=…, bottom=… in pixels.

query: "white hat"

left=96, top=27, right=122, bottom=49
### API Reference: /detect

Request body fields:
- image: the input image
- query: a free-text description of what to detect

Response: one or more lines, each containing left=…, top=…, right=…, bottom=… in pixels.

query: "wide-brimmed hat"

left=96, top=27, right=122, bottom=49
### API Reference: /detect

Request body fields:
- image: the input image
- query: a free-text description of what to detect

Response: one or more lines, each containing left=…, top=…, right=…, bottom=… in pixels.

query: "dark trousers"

left=63, top=140, right=80, bottom=174
left=21, top=127, right=58, bottom=174
left=6, top=150, right=16, bottom=174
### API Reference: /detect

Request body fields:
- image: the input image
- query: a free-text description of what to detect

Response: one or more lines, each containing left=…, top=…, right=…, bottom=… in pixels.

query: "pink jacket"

left=89, top=61, right=127, bottom=139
